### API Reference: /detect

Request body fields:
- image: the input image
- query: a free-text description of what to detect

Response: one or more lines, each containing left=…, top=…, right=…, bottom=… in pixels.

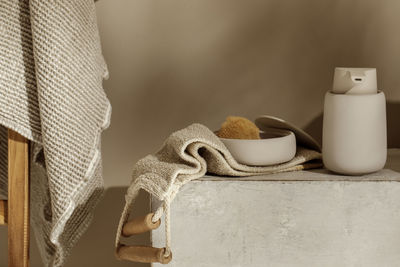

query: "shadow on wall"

left=303, top=101, right=400, bottom=148
left=0, top=188, right=151, bottom=267
left=66, top=188, right=151, bottom=267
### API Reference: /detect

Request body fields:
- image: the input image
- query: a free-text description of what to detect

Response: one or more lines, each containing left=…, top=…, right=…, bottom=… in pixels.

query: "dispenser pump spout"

left=332, top=68, right=377, bottom=95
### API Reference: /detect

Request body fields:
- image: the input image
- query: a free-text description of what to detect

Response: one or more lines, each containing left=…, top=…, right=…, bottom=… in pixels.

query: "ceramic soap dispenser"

left=322, top=68, right=387, bottom=175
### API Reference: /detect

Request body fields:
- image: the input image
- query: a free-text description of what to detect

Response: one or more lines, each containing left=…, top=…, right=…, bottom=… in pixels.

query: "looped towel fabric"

left=0, top=1, right=110, bottom=266
left=116, top=123, right=322, bottom=258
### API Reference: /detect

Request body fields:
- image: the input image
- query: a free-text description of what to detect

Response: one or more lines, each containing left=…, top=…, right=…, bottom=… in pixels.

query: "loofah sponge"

left=217, top=116, right=260, bottom=139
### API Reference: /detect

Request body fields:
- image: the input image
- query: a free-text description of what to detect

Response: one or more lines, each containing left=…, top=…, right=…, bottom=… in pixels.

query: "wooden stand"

left=0, top=130, right=30, bottom=267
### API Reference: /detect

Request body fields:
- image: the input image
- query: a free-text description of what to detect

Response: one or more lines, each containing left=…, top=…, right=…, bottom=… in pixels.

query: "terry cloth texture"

left=116, top=123, right=322, bottom=258
left=0, top=1, right=111, bottom=266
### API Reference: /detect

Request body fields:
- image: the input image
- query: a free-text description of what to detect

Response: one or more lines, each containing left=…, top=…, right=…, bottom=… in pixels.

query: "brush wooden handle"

left=122, top=212, right=161, bottom=236
left=117, top=245, right=172, bottom=264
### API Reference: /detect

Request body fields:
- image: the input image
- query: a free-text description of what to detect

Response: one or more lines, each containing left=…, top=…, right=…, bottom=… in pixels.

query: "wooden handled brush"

left=117, top=212, right=171, bottom=264
left=117, top=245, right=172, bottom=264
left=122, top=212, right=161, bottom=237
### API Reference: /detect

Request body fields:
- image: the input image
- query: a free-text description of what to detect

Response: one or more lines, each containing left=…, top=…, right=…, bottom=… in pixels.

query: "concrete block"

left=152, top=150, right=400, bottom=267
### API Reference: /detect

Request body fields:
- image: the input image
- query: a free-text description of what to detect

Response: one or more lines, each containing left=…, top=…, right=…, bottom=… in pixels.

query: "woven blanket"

left=116, top=123, right=322, bottom=258
left=0, top=1, right=110, bottom=266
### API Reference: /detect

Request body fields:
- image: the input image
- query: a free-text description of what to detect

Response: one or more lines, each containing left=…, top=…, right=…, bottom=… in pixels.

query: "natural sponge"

left=217, top=116, right=260, bottom=139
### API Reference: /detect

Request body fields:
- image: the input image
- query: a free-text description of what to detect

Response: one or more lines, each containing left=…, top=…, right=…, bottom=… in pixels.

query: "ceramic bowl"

left=219, top=128, right=296, bottom=166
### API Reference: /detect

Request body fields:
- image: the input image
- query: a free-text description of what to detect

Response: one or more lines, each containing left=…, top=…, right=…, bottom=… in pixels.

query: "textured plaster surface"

left=152, top=164, right=400, bottom=266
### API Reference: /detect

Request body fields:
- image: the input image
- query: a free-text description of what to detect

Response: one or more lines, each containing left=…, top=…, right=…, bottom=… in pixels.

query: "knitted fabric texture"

left=0, top=1, right=110, bottom=266
left=116, top=123, right=322, bottom=257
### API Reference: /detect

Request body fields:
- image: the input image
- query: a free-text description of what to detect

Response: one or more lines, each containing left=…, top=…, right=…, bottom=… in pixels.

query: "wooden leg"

left=8, top=130, right=30, bottom=267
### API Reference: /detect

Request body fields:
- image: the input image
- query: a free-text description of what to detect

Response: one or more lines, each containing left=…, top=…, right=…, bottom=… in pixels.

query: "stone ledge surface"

left=151, top=149, right=400, bottom=267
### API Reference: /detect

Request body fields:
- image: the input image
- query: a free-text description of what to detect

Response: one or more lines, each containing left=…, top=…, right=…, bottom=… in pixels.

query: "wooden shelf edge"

left=0, top=199, right=7, bottom=225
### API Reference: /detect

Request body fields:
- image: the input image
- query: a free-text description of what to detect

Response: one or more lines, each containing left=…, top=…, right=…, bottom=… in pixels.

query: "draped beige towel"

left=0, top=1, right=110, bottom=266
left=116, top=123, right=322, bottom=258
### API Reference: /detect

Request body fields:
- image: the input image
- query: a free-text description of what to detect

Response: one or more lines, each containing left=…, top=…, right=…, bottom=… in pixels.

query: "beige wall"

left=98, top=0, right=400, bottom=189
left=1, top=1, right=400, bottom=266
